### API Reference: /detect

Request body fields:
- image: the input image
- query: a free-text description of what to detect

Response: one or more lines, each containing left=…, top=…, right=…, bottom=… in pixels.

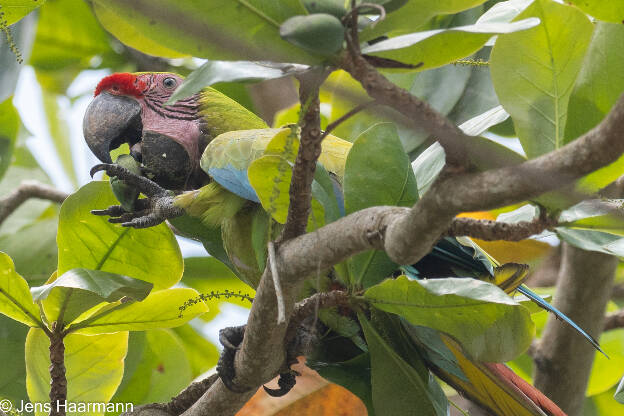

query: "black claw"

left=91, top=205, right=126, bottom=216
left=263, top=372, right=298, bottom=397
left=217, top=325, right=251, bottom=393
left=90, top=163, right=112, bottom=178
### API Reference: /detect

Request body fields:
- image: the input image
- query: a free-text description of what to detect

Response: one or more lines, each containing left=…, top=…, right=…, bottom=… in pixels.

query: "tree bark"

left=533, top=243, right=617, bottom=415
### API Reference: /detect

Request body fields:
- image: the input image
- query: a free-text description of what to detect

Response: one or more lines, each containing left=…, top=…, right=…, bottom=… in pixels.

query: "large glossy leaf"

left=169, top=60, right=308, bottom=104
left=91, top=0, right=316, bottom=63
left=360, top=0, right=489, bottom=41
left=411, top=142, right=445, bottom=197
left=344, top=123, right=417, bottom=288
left=490, top=0, right=593, bottom=158
left=26, top=329, right=128, bottom=415
left=181, top=256, right=254, bottom=322
left=0, top=98, right=18, bottom=181
left=57, top=181, right=183, bottom=290
left=568, top=0, right=624, bottom=23
left=106, top=330, right=193, bottom=408
left=31, top=268, right=153, bottom=325
left=365, top=276, right=534, bottom=362
left=70, top=287, right=207, bottom=334
left=0, top=0, right=45, bottom=25
left=362, top=18, right=539, bottom=70
left=0, top=252, right=40, bottom=327
left=359, top=314, right=441, bottom=416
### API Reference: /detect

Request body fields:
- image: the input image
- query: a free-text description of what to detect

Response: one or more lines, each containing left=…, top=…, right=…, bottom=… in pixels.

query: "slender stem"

left=49, top=327, right=67, bottom=416
left=0, top=180, right=68, bottom=226
left=320, top=100, right=378, bottom=140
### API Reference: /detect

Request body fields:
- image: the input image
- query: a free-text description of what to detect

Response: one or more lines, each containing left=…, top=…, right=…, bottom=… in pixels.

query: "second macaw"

left=84, top=72, right=592, bottom=414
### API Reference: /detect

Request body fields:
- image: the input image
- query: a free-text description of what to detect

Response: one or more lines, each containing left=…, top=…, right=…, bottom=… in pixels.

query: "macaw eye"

left=163, top=77, right=177, bottom=89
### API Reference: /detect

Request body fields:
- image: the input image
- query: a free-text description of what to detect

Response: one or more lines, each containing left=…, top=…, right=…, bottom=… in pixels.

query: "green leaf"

left=490, top=0, right=593, bottom=158
left=107, top=330, right=193, bottom=408
left=0, top=314, right=29, bottom=403
left=0, top=252, right=40, bottom=327
left=247, top=154, right=326, bottom=226
left=31, top=268, right=153, bottom=325
left=568, top=0, right=624, bottom=23
left=459, top=105, right=510, bottom=136
left=558, top=200, right=624, bottom=236
left=0, top=216, right=58, bottom=283
left=566, top=22, right=624, bottom=141
left=556, top=228, right=624, bottom=257
left=0, top=98, right=18, bottom=181
left=616, top=376, right=624, bottom=404
left=91, top=0, right=317, bottom=63
left=26, top=329, right=128, bottom=415
left=70, top=288, right=207, bottom=334
left=411, top=142, right=445, bottom=197
left=57, top=181, right=183, bottom=290
left=29, top=0, right=111, bottom=71
left=302, top=0, right=347, bottom=18
left=362, top=18, right=539, bottom=70
left=344, top=123, right=417, bottom=288
left=172, top=324, right=219, bottom=377
left=360, top=0, right=489, bottom=41
left=181, top=256, right=254, bottom=322
left=365, top=276, right=534, bottom=362
left=280, top=13, right=345, bottom=55
left=587, top=328, right=624, bottom=396
left=359, top=314, right=440, bottom=416
left=168, top=60, right=307, bottom=104
left=310, top=353, right=375, bottom=415
left=0, top=0, right=46, bottom=25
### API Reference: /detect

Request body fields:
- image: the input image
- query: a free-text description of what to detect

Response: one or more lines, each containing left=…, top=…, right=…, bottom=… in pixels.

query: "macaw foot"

left=90, top=163, right=184, bottom=228
left=217, top=325, right=300, bottom=397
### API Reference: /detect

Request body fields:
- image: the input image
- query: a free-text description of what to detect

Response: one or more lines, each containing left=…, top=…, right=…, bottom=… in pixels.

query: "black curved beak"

left=83, top=92, right=142, bottom=163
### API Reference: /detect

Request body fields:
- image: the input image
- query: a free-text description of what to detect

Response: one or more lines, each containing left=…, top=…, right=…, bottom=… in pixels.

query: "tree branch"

left=0, top=180, right=68, bottom=226
left=533, top=244, right=617, bottom=416
left=281, top=68, right=328, bottom=240
left=446, top=213, right=557, bottom=241
left=340, top=48, right=472, bottom=170
left=603, top=308, right=624, bottom=332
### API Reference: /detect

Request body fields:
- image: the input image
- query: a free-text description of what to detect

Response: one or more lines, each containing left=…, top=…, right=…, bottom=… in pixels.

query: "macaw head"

left=83, top=72, right=207, bottom=189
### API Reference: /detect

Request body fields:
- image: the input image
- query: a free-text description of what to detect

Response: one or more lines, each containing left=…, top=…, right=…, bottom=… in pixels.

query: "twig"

left=268, top=242, right=286, bottom=324
left=320, top=100, right=379, bottom=139
left=0, top=180, right=68, bottom=226
left=603, top=309, right=624, bottom=331
left=446, top=214, right=558, bottom=241
left=341, top=34, right=472, bottom=171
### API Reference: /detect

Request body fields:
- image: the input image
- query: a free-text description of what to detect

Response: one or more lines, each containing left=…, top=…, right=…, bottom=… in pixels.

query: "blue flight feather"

left=208, top=166, right=260, bottom=203
left=518, top=285, right=607, bottom=357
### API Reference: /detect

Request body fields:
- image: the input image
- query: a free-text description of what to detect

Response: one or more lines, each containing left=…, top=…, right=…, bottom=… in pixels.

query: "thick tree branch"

left=446, top=213, right=558, bottom=241
left=0, top=180, right=68, bottom=226
left=533, top=244, right=617, bottom=416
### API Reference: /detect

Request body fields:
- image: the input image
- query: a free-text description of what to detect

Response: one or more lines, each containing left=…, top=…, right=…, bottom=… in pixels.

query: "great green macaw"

left=83, top=72, right=589, bottom=413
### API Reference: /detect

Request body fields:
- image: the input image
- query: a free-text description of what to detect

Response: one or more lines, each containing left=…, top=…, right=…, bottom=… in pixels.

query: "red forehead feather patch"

left=94, top=73, right=144, bottom=97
